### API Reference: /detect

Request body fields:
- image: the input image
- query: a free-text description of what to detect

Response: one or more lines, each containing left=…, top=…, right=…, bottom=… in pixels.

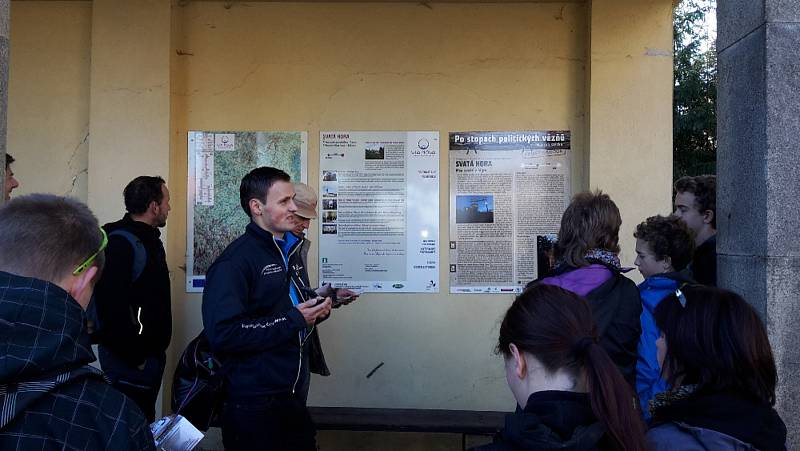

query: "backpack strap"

left=108, top=229, right=147, bottom=282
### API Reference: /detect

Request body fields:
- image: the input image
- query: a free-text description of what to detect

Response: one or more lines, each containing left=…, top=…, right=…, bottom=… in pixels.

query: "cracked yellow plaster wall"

left=87, top=0, right=171, bottom=226
left=170, top=1, right=588, bottom=414
left=588, top=0, right=674, bottom=274
left=8, top=1, right=92, bottom=201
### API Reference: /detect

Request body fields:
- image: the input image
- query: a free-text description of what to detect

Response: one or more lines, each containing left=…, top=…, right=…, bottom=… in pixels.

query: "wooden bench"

left=309, top=407, right=508, bottom=450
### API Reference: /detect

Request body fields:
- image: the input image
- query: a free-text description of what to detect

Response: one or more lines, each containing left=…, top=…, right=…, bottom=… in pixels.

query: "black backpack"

left=87, top=229, right=147, bottom=343
left=171, top=332, right=224, bottom=431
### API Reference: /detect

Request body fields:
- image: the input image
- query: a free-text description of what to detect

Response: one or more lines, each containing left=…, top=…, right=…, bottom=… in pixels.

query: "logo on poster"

left=214, top=133, right=236, bottom=151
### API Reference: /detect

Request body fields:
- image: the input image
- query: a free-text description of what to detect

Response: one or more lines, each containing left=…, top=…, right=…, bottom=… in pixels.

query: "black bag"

left=171, top=332, right=223, bottom=431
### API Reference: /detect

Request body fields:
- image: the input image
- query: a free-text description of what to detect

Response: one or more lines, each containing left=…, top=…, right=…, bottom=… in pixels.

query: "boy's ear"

left=662, top=256, right=673, bottom=271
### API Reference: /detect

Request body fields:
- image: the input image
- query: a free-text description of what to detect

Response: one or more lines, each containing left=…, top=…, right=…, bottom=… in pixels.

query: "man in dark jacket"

left=202, top=167, right=332, bottom=451
left=673, top=175, right=717, bottom=286
left=0, top=194, right=154, bottom=450
left=93, top=175, right=172, bottom=422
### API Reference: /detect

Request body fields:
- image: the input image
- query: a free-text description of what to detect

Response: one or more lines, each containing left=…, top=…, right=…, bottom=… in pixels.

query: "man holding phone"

left=202, top=168, right=331, bottom=451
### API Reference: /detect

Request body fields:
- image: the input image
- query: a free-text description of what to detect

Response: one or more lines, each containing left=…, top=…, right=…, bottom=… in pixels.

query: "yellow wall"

left=171, top=1, right=588, bottom=411
left=8, top=1, right=673, bottom=446
left=8, top=1, right=92, bottom=201
left=588, top=0, right=674, bottom=272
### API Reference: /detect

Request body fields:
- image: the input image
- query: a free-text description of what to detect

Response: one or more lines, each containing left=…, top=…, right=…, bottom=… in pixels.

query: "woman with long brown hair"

left=528, top=191, right=641, bottom=386
left=473, top=284, right=647, bottom=451
left=647, top=286, right=786, bottom=450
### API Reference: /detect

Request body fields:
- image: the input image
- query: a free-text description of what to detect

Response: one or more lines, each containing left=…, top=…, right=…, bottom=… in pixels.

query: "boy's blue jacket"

left=636, top=270, right=693, bottom=418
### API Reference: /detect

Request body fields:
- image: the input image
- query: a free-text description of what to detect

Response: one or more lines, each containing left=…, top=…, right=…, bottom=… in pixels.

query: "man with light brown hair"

left=0, top=194, right=153, bottom=450
left=673, top=175, right=717, bottom=286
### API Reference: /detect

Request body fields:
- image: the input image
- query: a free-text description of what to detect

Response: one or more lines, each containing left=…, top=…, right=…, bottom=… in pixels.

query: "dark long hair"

left=554, top=190, right=622, bottom=267
left=654, top=285, right=777, bottom=405
left=498, top=284, right=647, bottom=451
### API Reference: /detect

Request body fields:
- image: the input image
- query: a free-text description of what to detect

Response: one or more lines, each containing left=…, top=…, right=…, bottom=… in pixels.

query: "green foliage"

left=673, top=0, right=717, bottom=180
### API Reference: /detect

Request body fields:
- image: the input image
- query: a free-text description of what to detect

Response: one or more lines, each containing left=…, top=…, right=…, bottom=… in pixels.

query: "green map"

left=187, top=131, right=306, bottom=291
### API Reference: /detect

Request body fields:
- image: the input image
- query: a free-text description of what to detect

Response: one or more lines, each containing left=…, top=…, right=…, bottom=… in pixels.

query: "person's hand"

left=296, top=297, right=332, bottom=325
left=333, top=288, right=360, bottom=308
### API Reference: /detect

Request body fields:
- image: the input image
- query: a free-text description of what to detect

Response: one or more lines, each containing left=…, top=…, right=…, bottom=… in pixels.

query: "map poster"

left=318, top=131, right=439, bottom=293
left=186, top=131, right=307, bottom=292
left=448, top=130, right=570, bottom=294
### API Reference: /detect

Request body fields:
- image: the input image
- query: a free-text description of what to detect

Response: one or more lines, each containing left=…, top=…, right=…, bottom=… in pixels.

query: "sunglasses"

left=73, top=228, right=108, bottom=276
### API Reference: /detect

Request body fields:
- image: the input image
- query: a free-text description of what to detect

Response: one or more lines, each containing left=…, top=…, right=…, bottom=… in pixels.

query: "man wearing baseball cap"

left=292, top=182, right=319, bottom=270
left=291, top=183, right=359, bottom=404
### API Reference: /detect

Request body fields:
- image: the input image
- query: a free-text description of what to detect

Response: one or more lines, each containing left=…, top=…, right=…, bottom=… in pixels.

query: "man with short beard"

left=93, top=175, right=172, bottom=422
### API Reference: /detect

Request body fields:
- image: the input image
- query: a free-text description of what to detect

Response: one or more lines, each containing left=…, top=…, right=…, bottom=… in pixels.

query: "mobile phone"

left=299, top=287, right=332, bottom=306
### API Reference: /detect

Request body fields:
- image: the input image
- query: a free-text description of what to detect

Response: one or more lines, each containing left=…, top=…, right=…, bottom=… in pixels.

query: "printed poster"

left=448, top=130, right=570, bottom=294
left=319, top=131, right=439, bottom=293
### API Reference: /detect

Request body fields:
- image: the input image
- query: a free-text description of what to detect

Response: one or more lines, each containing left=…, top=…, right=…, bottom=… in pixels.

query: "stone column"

left=0, top=0, right=8, bottom=207
left=717, top=0, right=800, bottom=444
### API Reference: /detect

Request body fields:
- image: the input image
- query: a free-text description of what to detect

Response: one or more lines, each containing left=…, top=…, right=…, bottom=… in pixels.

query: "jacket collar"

left=0, top=271, right=95, bottom=383
left=245, top=221, right=303, bottom=255
left=106, top=213, right=161, bottom=240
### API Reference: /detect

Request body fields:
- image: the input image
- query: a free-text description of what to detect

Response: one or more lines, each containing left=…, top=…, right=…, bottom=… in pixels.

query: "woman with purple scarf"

left=526, top=190, right=642, bottom=387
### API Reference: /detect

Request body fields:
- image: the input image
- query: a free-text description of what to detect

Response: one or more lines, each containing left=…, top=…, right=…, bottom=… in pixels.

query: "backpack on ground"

left=171, top=332, right=224, bottom=431
left=87, top=229, right=147, bottom=344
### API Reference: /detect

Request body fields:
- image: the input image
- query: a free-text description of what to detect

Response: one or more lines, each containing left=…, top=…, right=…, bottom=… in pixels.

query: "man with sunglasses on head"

left=92, top=176, right=172, bottom=422
left=0, top=194, right=154, bottom=450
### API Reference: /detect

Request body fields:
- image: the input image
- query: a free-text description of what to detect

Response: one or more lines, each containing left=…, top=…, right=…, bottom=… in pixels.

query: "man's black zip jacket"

left=202, top=221, right=316, bottom=398
left=94, top=214, right=172, bottom=366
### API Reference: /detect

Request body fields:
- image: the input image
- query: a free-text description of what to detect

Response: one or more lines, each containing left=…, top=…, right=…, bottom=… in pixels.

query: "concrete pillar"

left=717, top=0, right=800, bottom=444
left=587, top=0, right=674, bottom=266
left=0, top=0, right=8, bottom=207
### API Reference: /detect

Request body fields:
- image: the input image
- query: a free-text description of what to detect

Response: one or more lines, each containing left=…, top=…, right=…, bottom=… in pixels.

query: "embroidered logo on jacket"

left=261, top=263, right=283, bottom=276
left=241, top=317, right=287, bottom=328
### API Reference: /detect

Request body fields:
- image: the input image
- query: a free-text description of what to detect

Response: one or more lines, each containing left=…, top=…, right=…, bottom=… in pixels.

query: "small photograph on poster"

left=365, top=145, right=385, bottom=160
left=323, top=211, right=338, bottom=222
left=323, top=170, right=338, bottom=182
left=456, top=195, right=495, bottom=224
left=537, top=234, right=558, bottom=277
left=323, top=185, right=338, bottom=198
left=323, top=199, right=338, bottom=210
left=322, top=224, right=338, bottom=234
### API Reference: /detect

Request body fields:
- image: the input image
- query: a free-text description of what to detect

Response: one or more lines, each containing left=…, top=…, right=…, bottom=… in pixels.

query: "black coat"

left=202, top=222, right=320, bottom=398
left=471, top=391, right=612, bottom=451
left=94, top=214, right=172, bottom=365
left=528, top=263, right=642, bottom=387
left=0, top=272, right=154, bottom=450
left=689, top=235, right=717, bottom=286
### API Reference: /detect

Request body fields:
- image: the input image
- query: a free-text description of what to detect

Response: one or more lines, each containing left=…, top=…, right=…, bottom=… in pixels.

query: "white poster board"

left=318, top=131, right=439, bottom=293
left=448, top=130, right=570, bottom=294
